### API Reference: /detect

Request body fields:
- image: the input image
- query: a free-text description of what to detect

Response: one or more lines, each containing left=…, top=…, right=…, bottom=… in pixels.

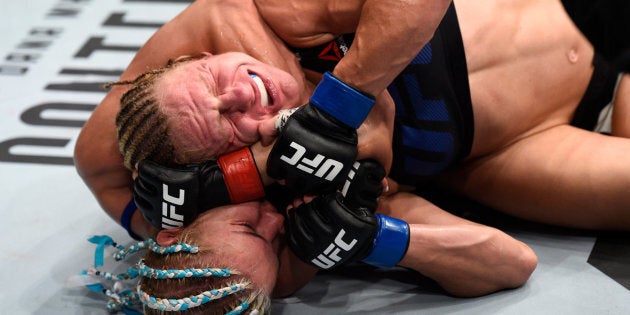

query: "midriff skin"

left=457, top=0, right=595, bottom=159
left=257, top=0, right=596, bottom=164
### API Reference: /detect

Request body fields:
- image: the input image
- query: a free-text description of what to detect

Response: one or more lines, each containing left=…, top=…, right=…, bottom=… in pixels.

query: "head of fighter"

left=114, top=52, right=301, bottom=170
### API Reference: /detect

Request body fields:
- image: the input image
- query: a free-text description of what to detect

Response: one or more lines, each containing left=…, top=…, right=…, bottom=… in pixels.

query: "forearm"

left=74, top=89, right=157, bottom=239
left=334, top=0, right=452, bottom=96
left=74, top=88, right=130, bottom=220
left=377, top=192, right=537, bottom=297
left=399, top=224, right=537, bottom=297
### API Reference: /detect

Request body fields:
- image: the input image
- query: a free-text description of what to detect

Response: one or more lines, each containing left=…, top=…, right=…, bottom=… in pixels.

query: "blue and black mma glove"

left=266, top=72, right=375, bottom=195
left=285, top=159, right=410, bottom=269
left=134, top=147, right=265, bottom=229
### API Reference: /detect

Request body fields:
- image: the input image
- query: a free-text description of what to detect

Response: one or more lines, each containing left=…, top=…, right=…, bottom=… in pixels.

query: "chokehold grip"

left=217, top=147, right=265, bottom=203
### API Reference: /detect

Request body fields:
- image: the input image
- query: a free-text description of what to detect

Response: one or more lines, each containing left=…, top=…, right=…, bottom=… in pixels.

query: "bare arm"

left=378, top=192, right=538, bottom=297
left=333, top=0, right=452, bottom=96
left=256, top=0, right=452, bottom=95
left=74, top=0, right=306, bottom=237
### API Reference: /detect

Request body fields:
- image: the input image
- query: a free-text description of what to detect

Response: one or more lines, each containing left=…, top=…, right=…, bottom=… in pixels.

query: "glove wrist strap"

left=217, top=147, right=265, bottom=203
left=121, top=198, right=143, bottom=241
left=362, top=214, right=410, bottom=268
left=310, top=72, right=375, bottom=129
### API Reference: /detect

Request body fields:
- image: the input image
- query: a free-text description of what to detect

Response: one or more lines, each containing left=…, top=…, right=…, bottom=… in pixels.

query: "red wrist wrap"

left=217, top=147, right=265, bottom=203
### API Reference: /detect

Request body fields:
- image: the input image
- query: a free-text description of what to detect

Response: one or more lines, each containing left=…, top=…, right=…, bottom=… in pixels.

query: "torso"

left=456, top=0, right=595, bottom=158
left=257, top=0, right=597, bottom=174
left=254, top=0, right=600, bottom=295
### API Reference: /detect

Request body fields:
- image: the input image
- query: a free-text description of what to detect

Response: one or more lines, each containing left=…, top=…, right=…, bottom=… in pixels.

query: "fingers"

left=286, top=195, right=317, bottom=214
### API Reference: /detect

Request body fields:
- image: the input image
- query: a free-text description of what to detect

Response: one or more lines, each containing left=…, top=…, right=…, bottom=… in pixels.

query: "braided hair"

left=95, top=54, right=271, bottom=314
left=140, top=230, right=269, bottom=315
left=79, top=235, right=271, bottom=314
left=110, top=54, right=206, bottom=170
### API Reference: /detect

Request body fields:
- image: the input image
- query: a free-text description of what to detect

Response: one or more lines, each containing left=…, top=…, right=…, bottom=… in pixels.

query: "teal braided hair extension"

left=114, top=238, right=199, bottom=261
left=137, top=282, right=250, bottom=312
left=78, top=236, right=259, bottom=315
left=137, top=260, right=235, bottom=279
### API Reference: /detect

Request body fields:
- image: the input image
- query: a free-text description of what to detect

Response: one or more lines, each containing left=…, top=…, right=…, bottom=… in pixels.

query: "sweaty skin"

left=256, top=0, right=630, bottom=230
left=74, top=0, right=312, bottom=239
left=156, top=52, right=301, bottom=158
left=255, top=0, right=452, bottom=95
left=74, top=0, right=630, bottom=302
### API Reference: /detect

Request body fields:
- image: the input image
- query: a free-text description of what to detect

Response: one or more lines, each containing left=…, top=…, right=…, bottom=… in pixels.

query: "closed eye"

left=235, top=223, right=266, bottom=241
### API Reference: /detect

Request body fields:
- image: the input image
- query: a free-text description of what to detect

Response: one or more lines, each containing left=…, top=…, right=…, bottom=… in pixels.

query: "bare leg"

left=442, top=125, right=630, bottom=231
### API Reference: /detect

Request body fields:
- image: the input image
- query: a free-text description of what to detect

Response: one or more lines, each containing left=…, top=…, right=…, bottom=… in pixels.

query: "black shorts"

left=288, top=3, right=474, bottom=186
left=570, top=53, right=619, bottom=130
left=387, top=3, right=473, bottom=186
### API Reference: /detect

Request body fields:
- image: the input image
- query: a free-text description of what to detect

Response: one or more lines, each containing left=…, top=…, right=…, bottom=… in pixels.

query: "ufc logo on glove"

left=311, top=229, right=357, bottom=269
left=161, top=184, right=185, bottom=228
left=280, top=142, right=344, bottom=181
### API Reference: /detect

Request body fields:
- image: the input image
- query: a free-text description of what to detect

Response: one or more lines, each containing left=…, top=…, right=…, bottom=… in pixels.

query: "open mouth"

left=250, top=73, right=269, bottom=107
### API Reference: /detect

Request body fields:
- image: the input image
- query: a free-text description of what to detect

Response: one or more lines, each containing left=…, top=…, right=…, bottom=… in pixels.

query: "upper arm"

left=74, top=1, right=218, bottom=221
left=74, top=0, right=310, bottom=222
left=255, top=0, right=365, bottom=47
left=74, top=86, right=133, bottom=222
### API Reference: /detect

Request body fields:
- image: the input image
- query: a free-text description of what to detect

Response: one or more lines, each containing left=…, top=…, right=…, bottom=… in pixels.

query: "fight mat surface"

left=1, top=1, right=629, bottom=314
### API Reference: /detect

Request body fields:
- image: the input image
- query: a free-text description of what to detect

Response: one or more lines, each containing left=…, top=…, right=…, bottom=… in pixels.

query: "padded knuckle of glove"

left=343, top=159, right=386, bottom=212
left=267, top=112, right=358, bottom=194
left=296, top=105, right=357, bottom=140
left=286, top=193, right=378, bottom=269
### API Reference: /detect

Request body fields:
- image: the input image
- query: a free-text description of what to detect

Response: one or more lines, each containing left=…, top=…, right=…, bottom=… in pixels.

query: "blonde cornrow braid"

left=110, top=54, right=211, bottom=170
left=113, top=68, right=175, bottom=170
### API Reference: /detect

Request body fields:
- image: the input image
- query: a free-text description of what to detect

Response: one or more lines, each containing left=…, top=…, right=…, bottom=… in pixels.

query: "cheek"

left=236, top=242, right=279, bottom=293
left=230, top=115, right=267, bottom=142
left=170, top=116, right=233, bottom=159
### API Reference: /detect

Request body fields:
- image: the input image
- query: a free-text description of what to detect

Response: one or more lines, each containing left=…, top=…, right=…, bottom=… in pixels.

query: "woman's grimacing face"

left=155, top=52, right=301, bottom=157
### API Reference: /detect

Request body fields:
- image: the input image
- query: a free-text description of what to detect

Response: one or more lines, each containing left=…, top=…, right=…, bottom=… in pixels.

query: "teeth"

left=250, top=74, right=269, bottom=107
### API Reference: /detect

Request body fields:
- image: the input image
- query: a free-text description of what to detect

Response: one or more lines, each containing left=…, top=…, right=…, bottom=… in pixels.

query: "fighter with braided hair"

left=75, top=0, right=630, bottom=313
left=88, top=50, right=536, bottom=313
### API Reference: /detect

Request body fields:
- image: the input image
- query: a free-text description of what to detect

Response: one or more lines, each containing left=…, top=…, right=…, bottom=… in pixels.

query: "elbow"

left=504, top=244, right=538, bottom=289
left=445, top=239, right=538, bottom=298
left=73, top=128, right=90, bottom=180
left=474, top=244, right=538, bottom=297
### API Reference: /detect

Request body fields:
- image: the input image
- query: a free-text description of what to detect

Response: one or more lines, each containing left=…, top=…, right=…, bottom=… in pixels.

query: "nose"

left=221, top=82, right=254, bottom=112
left=257, top=202, right=284, bottom=242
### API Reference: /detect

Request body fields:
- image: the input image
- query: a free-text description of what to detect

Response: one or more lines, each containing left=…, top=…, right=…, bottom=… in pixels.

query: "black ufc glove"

left=285, top=193, right=378, bottom=269
left=286, top=159, right=409, bottom=269
left=285, top=159, right=385, bottom=269
left=266, top=72, right=375, bottom=195
left=134, top=147, right=265, bottom=229
left=341, top=159, right=386, bottom=212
